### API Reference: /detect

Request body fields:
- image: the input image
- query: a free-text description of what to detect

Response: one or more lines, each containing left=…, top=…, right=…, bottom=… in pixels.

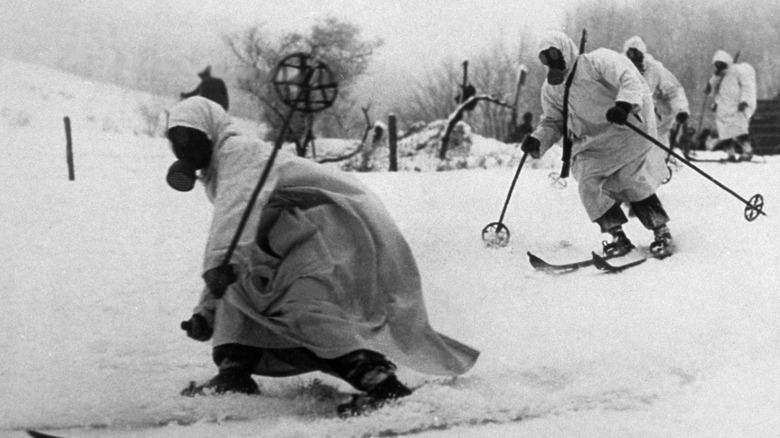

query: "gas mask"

left=713, top=61, right=728, bottom=76
left=166, top=126, right=213, bottom=192
left=539, top=47, right=567, bottom=85
left=626, top=48, right=645, bottom=74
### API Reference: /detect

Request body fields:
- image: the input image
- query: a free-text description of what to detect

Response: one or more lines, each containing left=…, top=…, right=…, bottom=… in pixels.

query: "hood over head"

left=622, top=36, right=647, bottom=57
left=712, top=50, right=733, bottom=66
left=164, top=97, right=239, bottom=191
left=167, top=96, right=235, bottom=148
left=538, top=31, right=579, bottom=72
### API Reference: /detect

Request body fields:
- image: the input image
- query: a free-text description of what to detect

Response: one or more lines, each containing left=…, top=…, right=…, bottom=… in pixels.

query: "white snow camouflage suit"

left=709, top=50, right=757, bottom=141
left=167, top=97, right=479, bottom=378
left=623, top=36, right=690, bottom=146
left=532, top=31, right=668, bottom=222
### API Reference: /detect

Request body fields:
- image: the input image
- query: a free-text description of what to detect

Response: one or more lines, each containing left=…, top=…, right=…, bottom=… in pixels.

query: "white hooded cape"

left=166, top=97, right=479, bottom=377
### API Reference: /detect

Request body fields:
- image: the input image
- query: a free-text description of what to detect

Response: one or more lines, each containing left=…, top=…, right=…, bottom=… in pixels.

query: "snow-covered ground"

left=2, top=58, right=780, bottom=438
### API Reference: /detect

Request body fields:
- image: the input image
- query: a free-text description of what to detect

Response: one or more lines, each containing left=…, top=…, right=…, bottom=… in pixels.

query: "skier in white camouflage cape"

left=164, top=97, right=479, bottom=416
left=520, top=31, right=674, bottom=258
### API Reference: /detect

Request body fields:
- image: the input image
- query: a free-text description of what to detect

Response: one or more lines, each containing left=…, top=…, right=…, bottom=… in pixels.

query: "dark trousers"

left=212, top=344, right=394, bottom=392
left=595, top=194, right=670, bottom=233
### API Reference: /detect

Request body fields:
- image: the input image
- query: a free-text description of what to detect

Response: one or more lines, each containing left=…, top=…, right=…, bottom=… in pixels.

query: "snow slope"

left=2, top=58, right=780, bottom=438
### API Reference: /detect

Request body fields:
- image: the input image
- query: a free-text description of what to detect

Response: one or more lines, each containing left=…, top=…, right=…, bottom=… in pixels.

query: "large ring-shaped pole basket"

left=272, top=52, right=338, bottom=113
left=745, top=194, right=764, bottom=222
left=482, top=222, right=511, bottom=248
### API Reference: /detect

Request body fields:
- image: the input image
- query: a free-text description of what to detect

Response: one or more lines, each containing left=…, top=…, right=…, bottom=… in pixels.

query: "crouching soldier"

left=166, top=97, right=479, bottom=416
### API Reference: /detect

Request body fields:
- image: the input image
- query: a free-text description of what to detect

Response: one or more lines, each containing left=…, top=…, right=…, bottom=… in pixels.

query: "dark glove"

left=520, top=135, right=541, bottom=158
left=203, top=264, right=237, bottom=298
left=711, top=103, right=718, bottom=112
left=180, top=313, right=213, bottom=341
left=675, top=112, right=689, bottom=123
left=704, top=83, right=712, bottom=95
left=606, top=101, right=633, bottom=125
left=738, top=101, right=749, bottom=112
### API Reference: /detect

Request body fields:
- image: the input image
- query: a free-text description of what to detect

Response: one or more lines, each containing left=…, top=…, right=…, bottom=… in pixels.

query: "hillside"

left=2, top=57, right=779, bottom=438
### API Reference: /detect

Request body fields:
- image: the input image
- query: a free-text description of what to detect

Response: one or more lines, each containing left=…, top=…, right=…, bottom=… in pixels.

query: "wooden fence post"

left=388, top=114, right=398, bottom=172
left=64, top=116, right=75, bottom=181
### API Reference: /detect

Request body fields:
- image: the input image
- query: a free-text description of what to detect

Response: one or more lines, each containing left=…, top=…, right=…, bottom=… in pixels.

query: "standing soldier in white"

left=623, top=36, right=690, bottom=147
left=520, top=31, right=674, bottom=258
left=705, top=50, right=757, bottom=162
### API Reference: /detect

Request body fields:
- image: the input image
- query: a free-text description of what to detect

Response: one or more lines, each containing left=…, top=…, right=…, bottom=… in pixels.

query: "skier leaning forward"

left=520, top=31, right=673, bottom=258
left=164, top=97, right=479, bottom=416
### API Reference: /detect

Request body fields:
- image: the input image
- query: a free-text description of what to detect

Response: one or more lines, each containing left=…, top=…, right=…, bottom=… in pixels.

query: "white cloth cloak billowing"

left=532, top=31, right=667, bottom=222
left=167, top=97, right=479, bottom=377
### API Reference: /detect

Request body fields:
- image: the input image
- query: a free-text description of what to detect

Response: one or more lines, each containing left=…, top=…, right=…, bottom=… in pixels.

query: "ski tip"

left=527, top=251, right=542, bottom=264
left=27, top=431, right=65, bottom=438
left=526, top=252, right=547, bottom=269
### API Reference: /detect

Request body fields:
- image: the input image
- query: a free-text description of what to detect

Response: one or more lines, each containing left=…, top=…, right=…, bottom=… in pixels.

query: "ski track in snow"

left=2, top=57, right=780, bottom=438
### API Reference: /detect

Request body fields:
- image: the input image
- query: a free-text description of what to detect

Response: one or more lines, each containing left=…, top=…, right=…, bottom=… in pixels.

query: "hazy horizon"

left=2, top=0, right=575, bottom=113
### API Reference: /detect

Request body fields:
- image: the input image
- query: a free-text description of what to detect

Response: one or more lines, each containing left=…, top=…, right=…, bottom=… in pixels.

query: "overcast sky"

left=5, top=0, right=579, bottom=109
left=209, top=0, right=569, bottom=62
left=184, top=0, right=578, bottom=105
left=205, top=0, right=572, bottom=71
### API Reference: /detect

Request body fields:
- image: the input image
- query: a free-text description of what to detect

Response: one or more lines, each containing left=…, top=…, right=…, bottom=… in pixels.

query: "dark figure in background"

left=506, top=112, right=534, bottom=144
left=181, top=66, right=229, bottom=111
left=513, top=112, right=535, bottom=143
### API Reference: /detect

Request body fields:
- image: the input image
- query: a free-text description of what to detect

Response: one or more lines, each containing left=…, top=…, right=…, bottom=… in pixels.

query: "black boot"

left=602, top=227, right=635, bottom=257
left=649, top=225, right=673, bottom=259
left=181, top=344, right=262, bottom=397
left=331, top=350, right=413, bottom=417
left=180, top=368, right=260, bottom=396
left=337, top=374, right=412, bottom=417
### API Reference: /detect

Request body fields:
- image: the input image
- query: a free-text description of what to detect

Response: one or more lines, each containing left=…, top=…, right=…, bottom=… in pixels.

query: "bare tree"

left=394, top=34, right=542, bottom=142
left=225, top=17, right=384, bottom=152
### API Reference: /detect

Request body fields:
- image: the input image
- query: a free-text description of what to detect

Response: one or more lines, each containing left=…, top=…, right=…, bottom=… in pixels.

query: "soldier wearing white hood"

left=622, top=36, right=690, bottom=147
left=164, top=97, right=479, bottom=416
left=521, top=31, right=673, bottom=258
left=705, top=50, right=757, bottom=161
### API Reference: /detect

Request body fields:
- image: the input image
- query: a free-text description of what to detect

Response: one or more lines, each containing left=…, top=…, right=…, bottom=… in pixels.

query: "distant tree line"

left=563, top=0, right=780, bottom=130
left=4, top=0, right=777, bottom=145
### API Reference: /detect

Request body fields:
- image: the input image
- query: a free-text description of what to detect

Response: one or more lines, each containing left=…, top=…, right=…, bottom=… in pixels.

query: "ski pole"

left=216, top=54, right=339, bottom=294
left=482, top=152, right=529, bottom=247
left=624, top=120, right=766, bottom=222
